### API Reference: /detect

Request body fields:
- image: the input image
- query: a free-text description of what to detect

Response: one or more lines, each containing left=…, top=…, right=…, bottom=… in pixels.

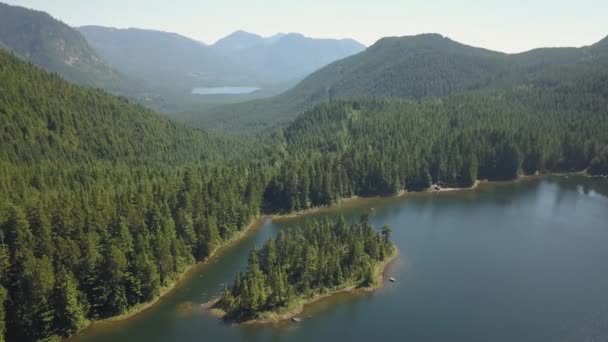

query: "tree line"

left=264, top=84, right=608, bottom=212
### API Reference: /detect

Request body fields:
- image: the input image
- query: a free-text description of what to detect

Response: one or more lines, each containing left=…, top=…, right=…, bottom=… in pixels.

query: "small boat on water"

left=292, top=317, right=302, bottom=323
left=389, top=277, right=396, bottom=282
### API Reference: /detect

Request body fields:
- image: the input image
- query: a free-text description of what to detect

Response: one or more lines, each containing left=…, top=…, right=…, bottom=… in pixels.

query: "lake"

left=72, top=176, right=608, bottom=342
left=191, top=86, right=260, bottom=95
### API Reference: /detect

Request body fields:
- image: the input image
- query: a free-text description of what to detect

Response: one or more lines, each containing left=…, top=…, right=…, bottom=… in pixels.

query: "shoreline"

left=78, top=171, right=590, bottom=332
left=205, top=246, right=400, bottom=325
left=270, top=171, right=592, bottom=222
left=269, top=180, right=483, bottom=222
left=430, top=180, right=480, bottom=192
left=77, top=217, right=264, bottom=330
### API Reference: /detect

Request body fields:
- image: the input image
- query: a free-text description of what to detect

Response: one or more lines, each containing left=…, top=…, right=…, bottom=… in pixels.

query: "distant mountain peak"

left=77, top=25, right=260, bottom=91
left=227, top=30, right=263, bottom=39
left=282, top=32, right=306, bottom=39
left=596, top=35, right=608, bottom=46
left=372, top=33, right=447, bottom=46
left=209, top=30, right=365, bottom=82
left=212, top=30, right=266, bottom=51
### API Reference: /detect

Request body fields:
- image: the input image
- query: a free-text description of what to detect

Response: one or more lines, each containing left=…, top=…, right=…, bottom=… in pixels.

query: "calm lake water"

left=73, top=176, right=608, bottom=342
left=191, top=86, right=260, bottom=95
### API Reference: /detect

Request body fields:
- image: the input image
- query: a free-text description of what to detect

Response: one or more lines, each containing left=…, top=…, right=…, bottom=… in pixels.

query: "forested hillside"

left=0, top=49, right=269, bottom=342
left=0, top=2, right=137, bottom=95
left=263, top=74, right=608, bottom=212
left=195, top=33, right=608, bottom=131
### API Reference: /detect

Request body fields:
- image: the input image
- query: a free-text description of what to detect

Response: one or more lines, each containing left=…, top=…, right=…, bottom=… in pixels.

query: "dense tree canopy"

left=263, top=69, right=608, bottom=212
left=0, top=50, right=270, bottom=341
left=1, top=28, right=608, bottom=341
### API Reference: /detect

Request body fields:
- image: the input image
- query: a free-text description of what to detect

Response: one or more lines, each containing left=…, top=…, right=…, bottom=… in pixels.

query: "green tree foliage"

left=0, top=49, right=269, bottom=341
left=2, top=27, right=608, bottom=341
left=264, top=81, right=608, bottom=211
left=588, top=145, right=608, bottom=176
left=214, top=216, right=394, bottom=321
left=193, top=33, right=608, bottom=131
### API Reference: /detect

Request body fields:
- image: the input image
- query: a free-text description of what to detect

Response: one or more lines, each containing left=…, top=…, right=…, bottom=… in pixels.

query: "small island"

left=208, top=215, right=398, bottom=323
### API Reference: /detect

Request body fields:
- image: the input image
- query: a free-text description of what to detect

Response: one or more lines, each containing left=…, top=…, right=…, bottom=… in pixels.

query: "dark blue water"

left=73, top=176, right=608, bottom=342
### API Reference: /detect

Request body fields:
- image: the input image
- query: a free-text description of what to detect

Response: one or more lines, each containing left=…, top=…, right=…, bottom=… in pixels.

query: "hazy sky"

left=4, top=0, right=607, bottom=53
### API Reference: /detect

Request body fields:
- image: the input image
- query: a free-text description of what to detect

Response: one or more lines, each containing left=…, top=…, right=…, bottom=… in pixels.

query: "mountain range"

left=210, top=30, right=366, bottom=82
left=77, top=25, right=260, bottom=93
left=0, top=2, right=365, bottom=110
left=78, top=26, right=366, bottom=89
left=195, top=33, right=608, bottom=131
left=2, top=3, right=608, bottom=341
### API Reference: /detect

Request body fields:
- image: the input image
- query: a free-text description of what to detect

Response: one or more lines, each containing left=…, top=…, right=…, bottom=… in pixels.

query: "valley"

left=0, top=2, right=607, bottom=341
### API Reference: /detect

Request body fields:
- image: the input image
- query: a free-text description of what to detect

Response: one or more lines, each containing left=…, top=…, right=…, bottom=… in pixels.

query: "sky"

left=4, top=0, right=607, bottom=53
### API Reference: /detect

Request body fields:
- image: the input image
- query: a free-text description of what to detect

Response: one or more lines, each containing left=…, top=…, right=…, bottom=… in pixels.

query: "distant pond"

left=191, top=86, right=260, bottom=95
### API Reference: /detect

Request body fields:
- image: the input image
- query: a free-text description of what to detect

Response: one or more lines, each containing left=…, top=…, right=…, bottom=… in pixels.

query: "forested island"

left=210, top=216, right=396, bottom=323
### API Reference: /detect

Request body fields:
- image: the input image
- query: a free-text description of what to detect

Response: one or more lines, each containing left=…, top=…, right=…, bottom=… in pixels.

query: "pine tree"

left=52, top=268, right=87, bottom=337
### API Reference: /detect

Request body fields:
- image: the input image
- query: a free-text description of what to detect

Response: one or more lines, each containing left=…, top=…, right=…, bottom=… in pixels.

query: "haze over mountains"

left=0, top=2, right=365, bottom=112
left=197, top=33, right=608, bottom=131
left=77, top=25, right=260, bottom=93
left=2, top=1, right=607, bottom=133
left=0, top=2, right=136, bottom=95
left=78, top=26, right=366, bottom=88
left=210, top=30, right=366, bottom=82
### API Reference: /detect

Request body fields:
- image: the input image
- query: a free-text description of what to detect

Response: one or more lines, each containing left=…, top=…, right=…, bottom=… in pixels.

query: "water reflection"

left=73, top=176, right=608, bottom=342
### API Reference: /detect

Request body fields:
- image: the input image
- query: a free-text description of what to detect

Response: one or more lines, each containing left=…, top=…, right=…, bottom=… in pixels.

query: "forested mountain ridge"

left=0, top=2, right=136, bottom=95
left=210, top=31, right=366, bottom=83
left=77, top=26, right=261, bottom=93
left=195, top=33, right=608, bottom=131
left=0, top=49, right=259, bottom=166
left=212, top=30, right=270, bottom=53
left=0, top=48, right=270, bottom=342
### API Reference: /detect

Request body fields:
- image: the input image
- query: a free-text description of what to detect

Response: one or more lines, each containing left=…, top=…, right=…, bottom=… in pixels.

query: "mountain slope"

left=261, top=67, right=608, bottom=210
left=0, top=47, right=269, bottom=342
left=212, top=30, right=267, bottom=53
left=0, top=3, right=134, bottom=94
left=197, top=33, right=608, bottom=131
left=78, top=26, right=261, bottom=92
left=0, top=48, right=218, bottom=166
left=196, top=34, right=511, bottom=130
left=281, top=34, right=512, bottom=101
left=211, top=31, right=366, bottom=82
